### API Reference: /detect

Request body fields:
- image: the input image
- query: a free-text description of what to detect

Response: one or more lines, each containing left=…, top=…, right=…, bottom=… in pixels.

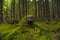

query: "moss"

left=0, top=16, right=60, bottom=40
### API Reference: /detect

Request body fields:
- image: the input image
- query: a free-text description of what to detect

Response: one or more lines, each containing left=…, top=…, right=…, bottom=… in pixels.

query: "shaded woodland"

left=0, top=0, right=60, bottom=23
left=0, top=0, right=60, bottom=40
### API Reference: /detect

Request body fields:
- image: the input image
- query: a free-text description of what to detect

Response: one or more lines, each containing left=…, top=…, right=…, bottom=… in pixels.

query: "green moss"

left=0, top=17, right=60, bottom=40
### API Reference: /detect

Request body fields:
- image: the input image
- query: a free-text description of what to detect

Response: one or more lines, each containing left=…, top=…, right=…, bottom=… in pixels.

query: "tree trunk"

left=21, top=0, right=27, bottom=18
left=45, top=0, right=50, bottom=21
left=11, top=0, right=15, bottom=20
left=34, top=0, right=37, bottom=20
left=57, top=0, right=60, bottom=20
left=0, top=0, right=3, bottom=23
left=19, top=0, right=21, bottom=20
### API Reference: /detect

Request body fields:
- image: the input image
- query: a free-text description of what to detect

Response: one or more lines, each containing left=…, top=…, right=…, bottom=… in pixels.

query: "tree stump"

left=27, top=15, right=34, bottom=28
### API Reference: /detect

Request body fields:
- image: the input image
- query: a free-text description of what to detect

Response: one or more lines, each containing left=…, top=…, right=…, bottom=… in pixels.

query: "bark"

left=34, top=0, right=37, bottom=20
left=11, top=0, right=15, bottom=20
left=45, top=0, right=50, bottom=21
left=19, top=0, right=21, bottom=20
left=0, top=0, right=3, bottom=23
left=21, top=0, right=27, bottom=18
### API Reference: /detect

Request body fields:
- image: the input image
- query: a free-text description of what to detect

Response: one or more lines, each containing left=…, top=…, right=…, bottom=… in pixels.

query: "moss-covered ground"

left=0, top=18, right=60, bottom=40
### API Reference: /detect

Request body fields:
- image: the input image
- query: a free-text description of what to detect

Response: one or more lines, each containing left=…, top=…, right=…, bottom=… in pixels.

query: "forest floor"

left=0, top=20, right=60, bottom=40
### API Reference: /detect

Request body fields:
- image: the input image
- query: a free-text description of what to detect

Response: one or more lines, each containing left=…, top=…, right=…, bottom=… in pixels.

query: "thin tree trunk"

left=43, top=0, right=46, bottom=21
left=38, top=0, right=40, bottom=21
left=34, top=0, right=37, bottom=20
left=19, top=0, right=21, bottom=20
left=0, top=0, right=3, bottom=23
left=45, top=0, right=50, bottom=21
left=57, top=0, right=60, bottom=20
left=11, top=0, right=15, bottom=20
